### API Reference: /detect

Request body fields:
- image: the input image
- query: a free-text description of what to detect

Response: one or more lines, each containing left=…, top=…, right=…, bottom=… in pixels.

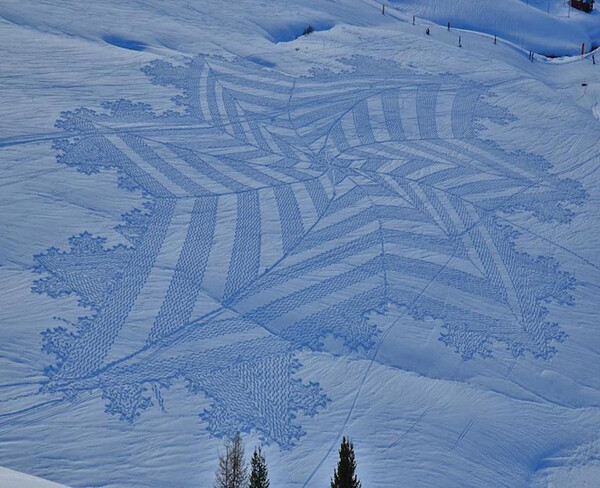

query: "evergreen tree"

left=331, top=437, right=361, bottom=488
left=248, top=445, right=270, bottom=488
left=215, top=433, right=248, bottom=488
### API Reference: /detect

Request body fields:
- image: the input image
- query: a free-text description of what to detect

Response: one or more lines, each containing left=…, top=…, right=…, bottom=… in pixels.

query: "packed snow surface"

left=1, top=0, right=599, bottom=487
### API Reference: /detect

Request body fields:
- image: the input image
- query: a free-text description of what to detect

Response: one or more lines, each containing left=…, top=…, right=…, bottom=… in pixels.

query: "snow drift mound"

left=258, top=18, right=336, bottom=43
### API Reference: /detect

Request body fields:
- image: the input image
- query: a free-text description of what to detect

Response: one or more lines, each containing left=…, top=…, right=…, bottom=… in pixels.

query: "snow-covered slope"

left=1, top=1, right=599, bottom=487
left=389, top=0, right=600, bottom=56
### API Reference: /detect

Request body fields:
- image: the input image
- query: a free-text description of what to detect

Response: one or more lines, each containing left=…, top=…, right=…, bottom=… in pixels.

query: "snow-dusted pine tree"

left=214, top=433, right=248, bottom=488
left=331, top=437, right=361, bottom=488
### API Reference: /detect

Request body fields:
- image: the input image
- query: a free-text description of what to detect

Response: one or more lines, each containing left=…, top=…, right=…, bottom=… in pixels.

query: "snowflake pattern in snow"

left=33, top=55, right=584, bottom=447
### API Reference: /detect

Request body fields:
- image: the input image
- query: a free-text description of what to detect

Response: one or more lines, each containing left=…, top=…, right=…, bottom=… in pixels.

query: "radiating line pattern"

left=31, top=55, right=584, bottom=446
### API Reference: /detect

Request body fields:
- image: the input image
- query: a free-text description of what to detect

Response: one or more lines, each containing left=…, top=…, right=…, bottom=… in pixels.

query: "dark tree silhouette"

left=331, top=437, right=361, bottom=488
left=248, top=445, right=270, bottom=488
